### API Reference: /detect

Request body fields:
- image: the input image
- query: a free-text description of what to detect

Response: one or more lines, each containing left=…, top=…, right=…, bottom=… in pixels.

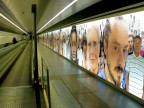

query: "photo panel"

left=43, top=10, right=144, bottom=100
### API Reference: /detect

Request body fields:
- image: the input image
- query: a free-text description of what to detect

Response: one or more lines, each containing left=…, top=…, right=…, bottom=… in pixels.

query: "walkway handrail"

left=0, top=41, right=27, bottom=60
left=0, top=41, right=27, bottom=82
left=41, top=57, right=51, bottom=108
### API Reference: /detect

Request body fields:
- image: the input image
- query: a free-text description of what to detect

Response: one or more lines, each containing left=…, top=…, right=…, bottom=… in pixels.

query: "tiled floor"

left=0, top=86, right=36, bottom=108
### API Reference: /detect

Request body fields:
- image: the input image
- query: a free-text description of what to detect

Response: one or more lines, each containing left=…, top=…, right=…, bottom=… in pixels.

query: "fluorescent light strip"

left=37, top=0, right=78, bottom=33
left=0, top=13, right=27, bottom=34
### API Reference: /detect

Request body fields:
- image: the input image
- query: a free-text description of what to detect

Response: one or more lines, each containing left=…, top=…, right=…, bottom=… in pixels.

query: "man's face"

left=105, top=21, right=128, bottom=86
left=87, top=26, right=100, bottom=73
left=134, top=38, right=141, bottom=54
left=128, top=36, right=133, bottom=50
left=71, top=32, right=77, bottom=61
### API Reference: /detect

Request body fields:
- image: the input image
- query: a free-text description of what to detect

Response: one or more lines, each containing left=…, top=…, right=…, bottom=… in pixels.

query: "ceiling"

left=0, top=0, right=143, bottom=35
left=0, top=0, right=101, bottom=34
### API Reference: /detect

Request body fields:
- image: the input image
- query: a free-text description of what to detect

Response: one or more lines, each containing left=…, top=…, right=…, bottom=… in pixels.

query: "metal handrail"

left=46, top=68, right=51, bottom=108
left=0, top=41, right=27, bottom=72
left=0, top=40, right=25, bottom=53
left=0, top=41, right=24, bottom=57
left=41, top=57, right=51, bottom=108
left=0, top=41, right=27, bottom=82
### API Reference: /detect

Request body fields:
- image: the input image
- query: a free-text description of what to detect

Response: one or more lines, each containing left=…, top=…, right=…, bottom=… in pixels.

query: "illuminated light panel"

left=0, top=13, right=27, bottom=34
left=37, top=0, right=78, bottom=33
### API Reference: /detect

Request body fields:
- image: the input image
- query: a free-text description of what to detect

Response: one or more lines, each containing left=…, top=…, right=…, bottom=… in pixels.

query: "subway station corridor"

left=0, top=0, right=144, bottom=108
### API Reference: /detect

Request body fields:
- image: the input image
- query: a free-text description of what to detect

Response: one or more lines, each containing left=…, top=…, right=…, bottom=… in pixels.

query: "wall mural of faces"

left=40, top=11, right=144, bottom=100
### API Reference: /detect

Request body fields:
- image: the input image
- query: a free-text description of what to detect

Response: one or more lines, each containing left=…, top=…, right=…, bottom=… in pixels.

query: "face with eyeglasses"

left=87, top=26, right=100, bottom=74
left=71, top=32, right=77, bottom=61
left=105, top=21, right=128, bottom=86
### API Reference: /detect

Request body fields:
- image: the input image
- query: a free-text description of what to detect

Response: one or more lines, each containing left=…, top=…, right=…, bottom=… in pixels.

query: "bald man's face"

left=105, top=21, right=128, bottom=86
